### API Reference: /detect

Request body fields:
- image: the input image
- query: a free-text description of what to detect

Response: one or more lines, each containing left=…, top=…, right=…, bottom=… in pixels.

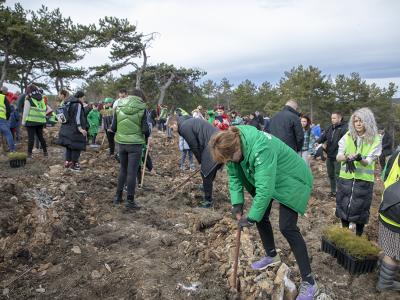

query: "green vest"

left=159, top=108, right=168, bottom=119
left=380, top=154, right=400, bottom=228
left=339, top=132, right=381, bottom=182
left=26, top=98, right=46, bottom=124
left=115, top=96, right=146, bottom=144
left=0, top=94, right=6, bottom=120
left=177, top=107, right=189, bottom=116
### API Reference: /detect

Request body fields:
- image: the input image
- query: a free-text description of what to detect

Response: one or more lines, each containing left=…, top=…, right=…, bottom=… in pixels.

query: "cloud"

left=6, top=0, right=400, bottom=93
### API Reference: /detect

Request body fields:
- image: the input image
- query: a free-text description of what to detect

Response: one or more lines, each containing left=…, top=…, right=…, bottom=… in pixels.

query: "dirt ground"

left=0, top=126, right=399, bottom=300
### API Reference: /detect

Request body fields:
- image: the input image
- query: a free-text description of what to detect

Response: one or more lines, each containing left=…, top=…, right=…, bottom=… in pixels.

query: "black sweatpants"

left=65, top=147, right=81, bottom=163
left=201, top=165, right=221, bottom=201
left=257, top=201, right=312, bottom=282
left=106, top=131, right=115, bottom=155
left=27, top=126, right=47, bottom=154
left=116, top=144, right=143, bottom=206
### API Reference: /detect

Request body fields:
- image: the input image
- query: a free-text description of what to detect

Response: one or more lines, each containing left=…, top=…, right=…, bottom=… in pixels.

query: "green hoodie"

left=207, top=109, right=215, bottom=124
left=115, top=96, right=146, bottom=144
left=227, top=125, right=313, bottom=222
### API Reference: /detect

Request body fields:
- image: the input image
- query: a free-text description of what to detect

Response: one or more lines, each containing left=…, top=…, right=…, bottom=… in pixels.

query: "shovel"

left=140, top=138, right=152, bottom=187
left=232, top=224, right=242, bottom=291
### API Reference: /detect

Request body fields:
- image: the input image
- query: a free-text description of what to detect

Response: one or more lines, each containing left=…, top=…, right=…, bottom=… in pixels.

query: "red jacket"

left=212, top=114, right=230, bottom=131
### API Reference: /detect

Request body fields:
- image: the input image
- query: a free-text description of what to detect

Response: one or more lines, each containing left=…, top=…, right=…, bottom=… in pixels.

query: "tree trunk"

left=157, top=73, right=175, bottom=106
left=135, top=48, right=147, bottom=90
left=0, top=51, right=9, bottom=88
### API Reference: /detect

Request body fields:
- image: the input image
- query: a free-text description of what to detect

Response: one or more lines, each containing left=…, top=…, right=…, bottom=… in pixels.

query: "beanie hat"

left=31, top=88, right=43, bottom=101
left=103, top=97, right=114, bottom=103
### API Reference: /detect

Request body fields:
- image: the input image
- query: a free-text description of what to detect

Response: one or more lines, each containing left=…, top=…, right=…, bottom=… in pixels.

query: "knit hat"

left=103, top=97, right=114, bottom=103
left=31, top=88, right=43, bottom=101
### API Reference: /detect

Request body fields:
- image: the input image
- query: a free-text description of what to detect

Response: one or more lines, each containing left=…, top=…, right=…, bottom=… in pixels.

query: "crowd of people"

left=0, top=85, right=399, bottom=298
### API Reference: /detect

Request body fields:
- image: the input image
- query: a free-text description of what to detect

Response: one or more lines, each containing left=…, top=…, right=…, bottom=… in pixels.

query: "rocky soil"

left=0, top=126, right=398, bottom=300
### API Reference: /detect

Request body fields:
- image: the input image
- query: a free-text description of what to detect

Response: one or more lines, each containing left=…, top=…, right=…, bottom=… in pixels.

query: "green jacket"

left=207, top=110, right=215, bottom=124
left=227, top=125, right=313, bottom=222
left=115, top=96, right=146, bottom=144
left=87, top=109, right=101, bottom=136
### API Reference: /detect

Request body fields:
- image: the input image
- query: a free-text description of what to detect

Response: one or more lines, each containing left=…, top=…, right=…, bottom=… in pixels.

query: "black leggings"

left=106, top=131, right=115, bottom=155
left=116, top=144, right=142, bottom=204
left=257, top=201, right=312, bottom=283
left=341, top=219, right=364, bottom=236
left=26, top=126, right=47, bottom=154
left=201, top=165, right=221, bottom=201
left=65, top=147, right=81, bottom=163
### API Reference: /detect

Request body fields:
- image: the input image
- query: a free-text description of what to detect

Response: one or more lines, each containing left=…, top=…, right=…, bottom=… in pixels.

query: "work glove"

left=345, top=158, right=356, bottom=173
left=231, top=204, right=243, bottom=219
left=238, top=216, right=255, bottom=228
left=354, top=153, right=363, bottom=161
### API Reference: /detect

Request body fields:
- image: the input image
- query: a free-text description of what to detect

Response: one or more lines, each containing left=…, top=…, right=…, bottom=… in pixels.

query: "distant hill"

left=393, top=98, right=400, bottom=104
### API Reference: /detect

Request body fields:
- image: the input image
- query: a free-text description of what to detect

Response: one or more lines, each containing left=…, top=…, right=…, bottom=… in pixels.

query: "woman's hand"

left=79, top=128, right=87, bottom=137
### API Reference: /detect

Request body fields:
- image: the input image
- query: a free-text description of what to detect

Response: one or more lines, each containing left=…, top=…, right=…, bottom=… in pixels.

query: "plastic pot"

left=9, top=159, right=26, bottom=168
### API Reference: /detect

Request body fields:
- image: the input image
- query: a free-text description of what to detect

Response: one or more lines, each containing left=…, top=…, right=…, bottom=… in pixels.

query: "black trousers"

left=106, top=131, right=115, bottom=155
left=91, top=134, right=97, bottom=144
left=26, top=126, right=47, bottom=154
left=65, top=147, right=81, bottom=162
left=326, top=158, right=340, bottom=193
left=201, top=165, right=220, bottom=201
left=116, top=144, right=143, bottom=205
left=257, top=201, right=312, bottom=282
left=341, top=219, right=365, bottom=236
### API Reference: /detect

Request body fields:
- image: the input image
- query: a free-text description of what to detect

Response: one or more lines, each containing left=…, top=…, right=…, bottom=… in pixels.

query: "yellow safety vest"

left=26, top=98, right=46, bottom=124
left=0, top=94, right=6, bottom=120
left=379, top=154, right=400, bottom=228
left=339, top=132, right=381, bottom=182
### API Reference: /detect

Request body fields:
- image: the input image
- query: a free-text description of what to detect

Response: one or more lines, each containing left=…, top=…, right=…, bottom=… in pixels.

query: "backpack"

left=56, top=102, right=71, bottom=124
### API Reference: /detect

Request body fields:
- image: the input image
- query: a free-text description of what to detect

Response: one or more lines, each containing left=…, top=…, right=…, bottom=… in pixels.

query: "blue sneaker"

left=296, top=281, right=319, bottom=300
left=251, top=254, right=281, bottom=270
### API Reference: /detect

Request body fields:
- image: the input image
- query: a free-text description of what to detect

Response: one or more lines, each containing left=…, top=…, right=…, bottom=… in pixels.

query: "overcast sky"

left=8, top=0, right=400, bottom=93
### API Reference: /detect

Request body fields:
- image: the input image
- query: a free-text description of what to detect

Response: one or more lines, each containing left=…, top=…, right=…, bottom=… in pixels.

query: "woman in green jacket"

left=209, top=125, right=317, bottom=300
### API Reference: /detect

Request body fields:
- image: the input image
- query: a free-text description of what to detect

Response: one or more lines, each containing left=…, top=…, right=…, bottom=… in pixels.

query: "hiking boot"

left=113, top=193, right=122, bottom=205
left=251, top=254, right=281, bottom=270
left=199, top=200, right=213, bottom=208
left=43, top=151, right=48, bottom=157
left=329, top=192, right=336, bottom=198
left=296, top=281, right=319, bottom=300
left=124, top=202, right=141, bottom=212
left=377, top=260, right=400, bottom=291
left=71, top=162, right=81, bottom=171
left=64, top=161, right=72, bottom=168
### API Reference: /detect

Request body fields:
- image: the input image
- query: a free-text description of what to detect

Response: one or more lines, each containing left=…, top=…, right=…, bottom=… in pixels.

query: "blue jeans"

left=0, top=119, right=15, bottom=151
left=180, top=150, right=193, bottom=169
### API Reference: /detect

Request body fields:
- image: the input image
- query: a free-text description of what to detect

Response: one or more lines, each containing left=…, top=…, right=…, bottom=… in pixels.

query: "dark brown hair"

left=209, top=126, right=241, bottom=163
left=301, top=115, right=311, bottom=130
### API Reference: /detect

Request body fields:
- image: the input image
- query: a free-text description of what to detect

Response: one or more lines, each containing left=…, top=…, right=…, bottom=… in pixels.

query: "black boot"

left=125, top=196, right=141, bottom=211
left=113, top=192, right=122, bottom=205
left=377, top=260, right=400, bottom=291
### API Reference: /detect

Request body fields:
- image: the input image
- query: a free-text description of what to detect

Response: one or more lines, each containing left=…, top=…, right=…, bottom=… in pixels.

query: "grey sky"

left=9, top=0, right=400, bottom=92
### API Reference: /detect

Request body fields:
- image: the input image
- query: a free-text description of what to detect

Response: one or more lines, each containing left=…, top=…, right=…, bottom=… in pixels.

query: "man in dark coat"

left=379, top=128, right=393, bottom=170
left=268, top=100, right=304, bottom=152
left=315, top=112, right=348, bottom=197
left=170, top=115, right=222, bottom=208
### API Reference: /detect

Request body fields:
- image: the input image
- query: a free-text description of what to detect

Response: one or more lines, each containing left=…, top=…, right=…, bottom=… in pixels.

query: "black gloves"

left=345, top=158, right=356, bottom=173
left=238, top=216, right=255, bottom=228
left=231, top=204, right=243, bottom=219
left=354, top=153, right=363, bottom=161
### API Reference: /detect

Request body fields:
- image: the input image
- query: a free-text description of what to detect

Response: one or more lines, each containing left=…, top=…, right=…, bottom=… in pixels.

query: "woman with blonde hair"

left=209, top=125, right=317, bottom=300
left=336, top=107, right=382, bottom=236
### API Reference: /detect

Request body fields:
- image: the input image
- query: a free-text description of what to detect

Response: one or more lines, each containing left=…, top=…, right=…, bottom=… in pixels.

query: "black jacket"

left=58, top=97, right=87, bottom=151
left=336, top=178, right=374, bottom=224
left=268, top=106, right=304, bottom=152
left=317, top=121, right=348, bottom=159
left=381, top=133, right=393, bottom=157
left=247, top=118, right=261, bottom=130
left=177, top=116, right=220, bottom=177
left=380, top=150, right=400, bottom=233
